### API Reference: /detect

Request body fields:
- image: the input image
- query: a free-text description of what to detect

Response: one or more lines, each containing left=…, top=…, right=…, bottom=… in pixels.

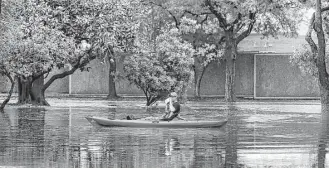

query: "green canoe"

left=86, top=116, right=227, bottom=128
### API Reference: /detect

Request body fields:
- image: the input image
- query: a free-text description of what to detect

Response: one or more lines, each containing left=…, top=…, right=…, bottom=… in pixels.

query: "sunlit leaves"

left=0, top=0, right=143, bottom=79
left=291, top=44, right=318, bottom=77
left=124, top=19, right=194, bottom=102
left=0, top=0, right=76, bottom=77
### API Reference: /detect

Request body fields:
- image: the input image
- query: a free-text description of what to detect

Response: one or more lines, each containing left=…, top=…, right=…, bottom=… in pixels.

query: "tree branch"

left=305, top=13, right=317, bottom=57
left=184, top=10, right=212, bottom=16
left=32, top=69, right=51, bottom=83
left=42, top=46, right=95, bottom=92
left=204, top=0, right=227, bottom=30
left=147, top=1, right=180, bottom=28
left=199, top=15, right=208, bottom=25
left=229, top=13, right=242, bottom=27
left=0, top=72, right=15, bottom=111
left=236, top=12, right=256, bottom=44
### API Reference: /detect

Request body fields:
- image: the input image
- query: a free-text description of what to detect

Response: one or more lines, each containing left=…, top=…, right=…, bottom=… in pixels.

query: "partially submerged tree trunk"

left=204, top=0, right=255, bottom=103
left=16, top=48, right=97, bottom=106
left=17, top=75, right=49, bottom=106
left=305, top=1, right=329, bottom=167
left=0, top=73, right=15, bottom=111
left=224, top=32, right=237, bottom=102
left=31, top=75, right=48, bottom=105
left=17, top=76, right=32, bottom=104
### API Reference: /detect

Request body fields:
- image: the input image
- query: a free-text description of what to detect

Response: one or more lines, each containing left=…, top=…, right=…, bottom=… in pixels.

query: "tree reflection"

left=0, top=108, right=46, bottom=167
left=225, top=104, right=238, bottom=167
left=0, top=111, right=11, bottom=154
left=316, top=108, right=329, bottom=168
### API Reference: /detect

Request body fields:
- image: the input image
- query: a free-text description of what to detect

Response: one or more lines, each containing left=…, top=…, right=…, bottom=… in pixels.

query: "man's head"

left=169, top=92, right=178, bottom=102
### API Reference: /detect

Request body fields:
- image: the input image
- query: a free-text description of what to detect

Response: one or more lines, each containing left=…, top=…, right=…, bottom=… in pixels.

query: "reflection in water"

left=225, top=104, right=239, bottom=168
left=1, top=102, right=320, bottom=168
left=0, top=108, right=46, bottom=167
left=164, top=137, right=180, bottom=156
left=4, top=106, right=227, bottom=167
left=316, top=107, right=329, bottom=168
left=78, top=128, right=226, bottom=168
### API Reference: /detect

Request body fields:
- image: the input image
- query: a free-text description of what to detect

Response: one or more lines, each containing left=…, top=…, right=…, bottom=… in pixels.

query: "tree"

left=124, top=24, right=194, bottom=106
left=145, top=1, right=224, bottom=98
left=299, top=1, right=329, bottom=167
left=0, top=0, right=141, bottom=106
left=152, top=0, right=304, bottom=102
left=0, top=0, right=15, bottom=112
left=104, top=0, right=142, bottom=99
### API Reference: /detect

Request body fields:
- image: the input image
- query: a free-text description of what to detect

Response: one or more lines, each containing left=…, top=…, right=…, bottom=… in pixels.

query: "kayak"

left=86, top=116, right=227, bottom=128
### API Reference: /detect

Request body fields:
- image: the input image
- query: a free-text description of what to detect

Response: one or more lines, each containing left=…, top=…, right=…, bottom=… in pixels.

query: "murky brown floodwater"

left=0, top=100, right=326, bottom=167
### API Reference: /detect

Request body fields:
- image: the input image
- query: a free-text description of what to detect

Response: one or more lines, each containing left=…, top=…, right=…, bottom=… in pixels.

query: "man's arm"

left=176, top=114, right=185, bottom=120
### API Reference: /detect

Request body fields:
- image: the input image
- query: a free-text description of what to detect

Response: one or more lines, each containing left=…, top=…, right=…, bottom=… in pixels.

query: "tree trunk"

left=180, top=80, right=189, bottom=104
left=224, top=33, right=237, bottom=102
left=107, top=56, right=118, bottom=99
left=33, top=76, right=49, bottom=106
left=0, top=73, right=15, bottom=111
left=17, top=76, right=32, bottom=104
left=17, top=76, right=49, bottom=105
left=304, top=1, right=329, bottom=167
left=194, top=56, right=205, bottom=98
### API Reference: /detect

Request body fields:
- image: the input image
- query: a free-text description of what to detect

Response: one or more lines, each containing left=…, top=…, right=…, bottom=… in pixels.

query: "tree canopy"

left=0, top=0, right=143, bottom=106
left=124, top=8, right=194, bottom=105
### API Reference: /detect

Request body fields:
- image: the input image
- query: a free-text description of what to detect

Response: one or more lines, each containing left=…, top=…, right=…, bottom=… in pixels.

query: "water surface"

left=0, top=100, right=325, bottom=167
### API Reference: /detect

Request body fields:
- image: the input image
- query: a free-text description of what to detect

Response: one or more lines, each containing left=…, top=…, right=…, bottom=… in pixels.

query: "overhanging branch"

left=147, top=1, right=180, bottom=28
left=305, top=13, right=317, bottom=56
left=204, top=0, right=228, bottom=30
left=236, top=12, right=256, bottom=44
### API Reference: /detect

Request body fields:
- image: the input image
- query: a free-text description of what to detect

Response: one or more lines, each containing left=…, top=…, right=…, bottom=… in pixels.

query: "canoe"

left=86, top=116, right=227, bottom=128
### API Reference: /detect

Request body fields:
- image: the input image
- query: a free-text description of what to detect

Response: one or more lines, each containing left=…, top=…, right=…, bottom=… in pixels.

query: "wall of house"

left=255, top=54, right=319, bottom=97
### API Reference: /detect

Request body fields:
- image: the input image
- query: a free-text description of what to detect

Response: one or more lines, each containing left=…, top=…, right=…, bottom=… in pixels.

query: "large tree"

left=146, top=1, right=224, bottom=98
left=0, top=0, right=141, bottom=106
left=151, top=0, right=304, bottom=101
left=0, top=0, right=15, bottom=111
left=124, top=18, right=194, bottom=106
left=293, top=0, right=329, bottom=167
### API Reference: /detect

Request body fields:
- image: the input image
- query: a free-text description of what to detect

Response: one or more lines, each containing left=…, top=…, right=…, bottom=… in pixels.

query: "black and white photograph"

left=0, top=0, right=328, bottom=168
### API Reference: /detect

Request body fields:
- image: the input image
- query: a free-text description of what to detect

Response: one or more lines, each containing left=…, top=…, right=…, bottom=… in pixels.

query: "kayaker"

left=160, top=92, right=185, bottom=121
left=126, top=92, right=185, bottom=121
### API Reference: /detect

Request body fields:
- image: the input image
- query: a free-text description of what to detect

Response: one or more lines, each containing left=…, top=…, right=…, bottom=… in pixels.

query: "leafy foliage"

left=0, top=0, right=144, bottom=105
left=290, top=44, right=318, bottom=77
left=124, top=21, right=194, bottom=105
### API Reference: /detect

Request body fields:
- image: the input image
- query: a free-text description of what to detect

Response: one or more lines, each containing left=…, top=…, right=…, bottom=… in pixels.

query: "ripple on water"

left=0, top=101, right=326, bottom=168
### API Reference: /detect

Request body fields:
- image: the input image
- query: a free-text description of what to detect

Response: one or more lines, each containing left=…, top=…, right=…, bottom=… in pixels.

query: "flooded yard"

left=0, top=99, right=325, bottom=167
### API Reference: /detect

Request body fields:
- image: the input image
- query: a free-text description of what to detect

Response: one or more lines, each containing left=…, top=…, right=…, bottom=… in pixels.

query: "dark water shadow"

left=0, top=108, right=46, bottom=167
left=315, top=111, right=329, bottom=168
left=224, top=103, right=246, bottom=168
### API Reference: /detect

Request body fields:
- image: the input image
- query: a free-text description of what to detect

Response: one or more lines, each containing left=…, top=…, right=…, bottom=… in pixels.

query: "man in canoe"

left=161, top=92, right=185, bottom=121
left=126, top=92, right=185, bottom=121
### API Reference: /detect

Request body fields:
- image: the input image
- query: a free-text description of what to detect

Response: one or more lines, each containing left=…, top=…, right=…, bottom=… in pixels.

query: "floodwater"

left=0, top=99, right=326, bottom=168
